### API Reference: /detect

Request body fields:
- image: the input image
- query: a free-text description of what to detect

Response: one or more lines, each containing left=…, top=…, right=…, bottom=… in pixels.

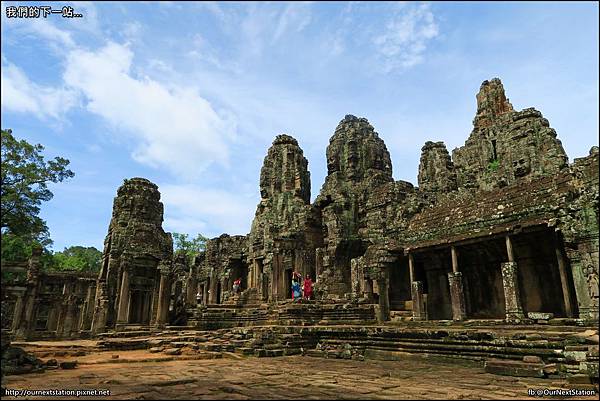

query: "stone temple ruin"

left=2, top=78, right=599, bottom=383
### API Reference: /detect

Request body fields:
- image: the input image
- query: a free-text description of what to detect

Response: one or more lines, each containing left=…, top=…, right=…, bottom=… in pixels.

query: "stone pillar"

left=505, top=235, right=515, bottom=263
left=91, top=283, right=108, bottom=334
left=186, top=267, right=197, bottom=306
left=408, top=253, right=415, bottom=283
left=500, top=261, right=525, bottom=320
left=554, top=234, right=573, bottom=318
left=202, top=281, right=209, bottom=306
left=156, top=272, right=170, bottom=326
left=364, top=278, right=374, bottom=302
left=81, top=284, right=95, bottom=331
left=451, top=246, right=459, bottom=273
left=411, top=281, right=426, bottom=320
left=116, top=269, right=130, bottom=323
left=448, top=272, right=466, bottom=321
left=377, top=273, right=390, bottom=323
left=10, top=294, right=24, bottom=332
left=565, top=243, right=599, bottom=322
left=16, top=247, right=42, bottom=339
left=315, top=248, right=324, bottom=278
left=448, top=246, right=466, bottom=321
left=62, top=297, right=76, bottom=337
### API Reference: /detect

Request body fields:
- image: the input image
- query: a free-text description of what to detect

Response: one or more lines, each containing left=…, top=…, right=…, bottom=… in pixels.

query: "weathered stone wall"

left=198, top=234, right=248, bottom=304
left=2, top=250, right=97, bottom=340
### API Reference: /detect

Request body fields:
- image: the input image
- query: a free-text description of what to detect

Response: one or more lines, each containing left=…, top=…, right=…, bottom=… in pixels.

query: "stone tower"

left=453, top=78, right=568, bottom=190
left=315, top=115, right=394, bottom=297
left=91, top=178, right=173, bottom=333
left=248, top=134, right=321, bottom=301
left=418, top=141, right=457, bottom=193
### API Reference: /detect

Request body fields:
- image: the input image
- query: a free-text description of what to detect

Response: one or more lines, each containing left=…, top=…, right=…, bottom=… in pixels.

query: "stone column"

left=186, top=267, right=197, bottom=306
left=408, top=253, right=415, bottom=283
left=16, top=248, right=42, bottom=339
left=448, top=246, right=466, bottom=321
left=91, top=283, right=108, bottom=334
left=11, top=294, right=24, bottom=332
left=411, top=281, right=426, bottom=320
left=505, top=235, right=515, bottom=263
left=62, top=297, right=76, bottom=337
left=451, top=246, right=459, bottom=273
left=116, top=269, right=130, bottom=323
left=564, top=242, right=599, bottom=321
left=155, top=272, right=169, bottom=326
left=202, top=281, right=209, bottom=305
left=501, top=262, right=525, bottom=320
left=501, top=235, right=524, bottom=320
left=365, top=278, right=374, bottom=302
left=377, top=271, right=390, bottom=322
left=448, top=272, right=466, bottom=321
left=554, top=234, right=573, bottom=318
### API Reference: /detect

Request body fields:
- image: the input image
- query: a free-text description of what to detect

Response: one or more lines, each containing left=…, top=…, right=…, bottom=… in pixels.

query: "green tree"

left=172, top=232, right=208, bottom=264
left=1, top=129, right=74, bottom=244
left=51, top=246, right=102, bottom=273
left=1, top=232, right=55, bottom=268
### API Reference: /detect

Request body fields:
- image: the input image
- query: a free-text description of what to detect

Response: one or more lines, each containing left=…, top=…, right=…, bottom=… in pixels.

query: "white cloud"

left=160, top=184, right=256, bottom=237
left=63, top=42, right=236, bottom=178
left=373, top=2, right=439, bottom=72
left=1, top=59, right=78, bottom=119
left=273, top=2, right=313, bottom=42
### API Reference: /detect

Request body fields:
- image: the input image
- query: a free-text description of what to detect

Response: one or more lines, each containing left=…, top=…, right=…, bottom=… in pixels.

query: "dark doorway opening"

left=513, top=229, right=574, bottom=317
left=285, top=268, right=293, bottom=299
left=389, top=255, right=411, bottom=311
left=420, top=251, right=452, bottom=320
left=460, top=239, right=506, bottom=319
left=231, top=259, right=249, bottom=291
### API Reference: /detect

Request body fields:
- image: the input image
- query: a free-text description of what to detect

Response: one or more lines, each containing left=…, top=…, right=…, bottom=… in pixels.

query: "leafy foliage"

left=51, top=246, right=102, bottom=273
left=1, top=232, right=53, bottom=266
left=1, top=129, right=74, bottom=244
left=487, top=159, right=500, bottom=172
left=172, top=232, right=208, bottom=264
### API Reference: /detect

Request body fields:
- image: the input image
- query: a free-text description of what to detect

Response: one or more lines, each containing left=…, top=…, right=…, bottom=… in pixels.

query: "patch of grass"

left=487, top=159, right=500, bottom=172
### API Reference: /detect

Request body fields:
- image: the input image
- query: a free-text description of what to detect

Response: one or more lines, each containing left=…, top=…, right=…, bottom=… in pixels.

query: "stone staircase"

left=188, top=301, right=378, bottom=329
left=18, top=322, right=598, bottom=384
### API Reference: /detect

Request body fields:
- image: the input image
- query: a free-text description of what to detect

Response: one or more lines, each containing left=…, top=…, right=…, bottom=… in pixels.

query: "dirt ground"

left=2, top=351, right=598, bottom=400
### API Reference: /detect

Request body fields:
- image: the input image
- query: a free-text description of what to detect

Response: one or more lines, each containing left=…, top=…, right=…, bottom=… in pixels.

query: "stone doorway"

left=419, top=251, right=453, bottom=320
left=389, top=255, right=411, bottom=311
left=230, top=259, right=249, bottom=291
left=129, top=290, right=151, bottom=324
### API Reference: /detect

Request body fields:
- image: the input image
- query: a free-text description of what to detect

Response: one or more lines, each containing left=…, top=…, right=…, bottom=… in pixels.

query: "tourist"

left=302, top=274, right=313, bottom=300
left=291, top=277, right=302, bottom=302
left=196, top=291, right=202, bottom=305
left=233, top=278, right=241, bottom=295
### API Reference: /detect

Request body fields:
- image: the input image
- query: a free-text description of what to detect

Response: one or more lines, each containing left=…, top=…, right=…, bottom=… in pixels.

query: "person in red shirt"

left=302, top=274, right=313, bottom=300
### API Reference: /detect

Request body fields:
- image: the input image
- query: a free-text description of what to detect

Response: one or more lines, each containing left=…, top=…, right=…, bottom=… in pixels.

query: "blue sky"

left=1, top=1, right=598, bottom=252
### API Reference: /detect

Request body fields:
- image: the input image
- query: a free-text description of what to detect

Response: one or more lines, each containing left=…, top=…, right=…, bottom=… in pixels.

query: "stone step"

left=484, top=359, right=546, bottom=378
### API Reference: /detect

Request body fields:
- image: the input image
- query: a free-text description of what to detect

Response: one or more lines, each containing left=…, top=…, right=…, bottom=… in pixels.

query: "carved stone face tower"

left=316, top=115, right=394, bottom=297
left=418, top=141, right=457, bottom=193
left=91, top=178, right=173, bottom=332
left=453, top=78, right=568, bottom=191
left=249, top=135, right=321, bottom=301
